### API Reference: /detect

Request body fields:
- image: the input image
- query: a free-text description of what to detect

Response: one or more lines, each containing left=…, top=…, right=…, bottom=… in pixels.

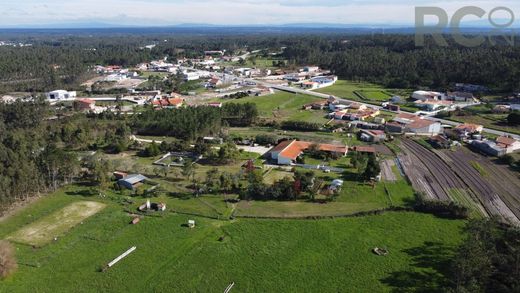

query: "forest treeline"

left=1, top=33, right=520, bottom=93
left=132, top=103, right=258, bottom=139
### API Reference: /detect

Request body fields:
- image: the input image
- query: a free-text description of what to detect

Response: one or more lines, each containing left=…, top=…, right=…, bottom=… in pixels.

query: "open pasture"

left=8, top=201, right=106, bottom=247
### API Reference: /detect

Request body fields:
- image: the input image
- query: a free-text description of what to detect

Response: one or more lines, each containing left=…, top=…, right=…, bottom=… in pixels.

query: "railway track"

left=401, top=140, right=466, bottom=199
left=401, top=139, right=519, bottom=226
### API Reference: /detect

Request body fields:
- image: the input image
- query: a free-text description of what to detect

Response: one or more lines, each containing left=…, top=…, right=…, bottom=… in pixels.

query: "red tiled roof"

left=351, top=146, right=376, bottom=153
left=168, top=98, right=184, bottom=106
left=408, top=119, right=437, bottom=130
left=396, top=113, right=417, bottom=120
left=271, top=140, right=294, bottom=153
left=77, top=98, right=94, bottom=104
left=497, top=136, right=517, bottom=147
left=455, top=123, right=483, bottom=133
left=274, top=140, right=348, bottom=160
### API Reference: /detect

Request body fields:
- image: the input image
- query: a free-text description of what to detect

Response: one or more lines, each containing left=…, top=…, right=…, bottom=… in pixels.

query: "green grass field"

left=225, top=91, right=327, bottom=123
left=0, top=188, right=465, bottom=292
left=7, top=201, right=105, bottom=247
left=315, top=80, right=385, bottom=100
left=357, top=90, right=392, bottom=101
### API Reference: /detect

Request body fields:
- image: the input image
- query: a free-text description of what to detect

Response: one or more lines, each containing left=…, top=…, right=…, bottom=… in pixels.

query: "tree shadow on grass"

left=380, top=241, right=455, bottom=292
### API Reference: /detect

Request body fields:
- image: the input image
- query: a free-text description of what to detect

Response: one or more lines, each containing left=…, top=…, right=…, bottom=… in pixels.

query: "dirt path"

left=380, top=160, right=397, bottom=182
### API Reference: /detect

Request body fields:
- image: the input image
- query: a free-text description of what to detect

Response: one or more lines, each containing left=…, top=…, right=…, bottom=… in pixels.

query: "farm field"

left=225, top=91, right=325, bottom=122
left=315, top=80, right=407, bottom=103
left=0, top=188, right=465, bottom=292
left=7, top=201, right=105, bottom=247
left=357, top=90, right=392, bottom=101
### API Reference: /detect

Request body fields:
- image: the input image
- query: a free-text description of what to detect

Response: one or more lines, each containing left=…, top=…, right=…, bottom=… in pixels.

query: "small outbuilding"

left=188, top=220, right=196, bottom=228
left=118, top=174, right=148, bottom=190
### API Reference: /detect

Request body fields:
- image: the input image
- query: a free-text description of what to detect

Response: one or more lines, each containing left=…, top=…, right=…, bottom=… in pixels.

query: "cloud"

left=1, top=0, right=520, bottom=27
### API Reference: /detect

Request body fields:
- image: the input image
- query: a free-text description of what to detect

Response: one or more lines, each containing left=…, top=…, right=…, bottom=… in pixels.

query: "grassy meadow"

left=223, top=91, right=328, bottom=123
left=0, top=187, right=465, bottom=292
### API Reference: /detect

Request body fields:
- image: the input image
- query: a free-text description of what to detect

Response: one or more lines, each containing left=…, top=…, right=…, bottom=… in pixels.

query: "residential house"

left=152, top=97, right=185, bottom=109
left=205, top=77, right=222, bottom=88
left=349, top=102, right=368, bottom=111
left=350, top=146, right=377, bottom=154
left=74, top=99, right=96, bottom=111
left=454, top=123, right=484, bottom=138
left=301, top=81, right=319, bottom=90
left=303, top=100, right=328, bottom=110
left=360, top=130, right=387, bottom=143
left=1, top=95, right=16, bottom=104
left=270, top=140, right=348, bottom=165
left=46, top=90, right=77, bottom=101
left=329, top=179, right=344, bottom=192
left=207, top=102, right=223, bottom=108
left=447, top=91, right=475, bottom=102
left=184, top=72, right=200, bottom=81
left=414, top=99, right=453, bottom=111
left=309, top=76, right=338, bottom=88
left=390, top=113, right=442, bottom=136
left=385, top=104, right=401, bottom=112
left=412, top=90, right=445, bottom=101
left=429, top=135, right=451, bottom=149
left=249, top=86, right=274, bottom=96
left=303, top=66, right=320, bottom=73
left=496, top=136, right=520, bottom=154
left=493, top=105, right=511, bottom=114
left=471, top=136, right=520, bottom=157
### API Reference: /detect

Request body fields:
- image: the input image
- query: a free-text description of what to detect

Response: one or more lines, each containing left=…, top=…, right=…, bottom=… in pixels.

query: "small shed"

left=113, top=171, right=128, bottom=180
left=188, top=220, right=196, bottom=228
left=118, top=174, right=148, bottom=190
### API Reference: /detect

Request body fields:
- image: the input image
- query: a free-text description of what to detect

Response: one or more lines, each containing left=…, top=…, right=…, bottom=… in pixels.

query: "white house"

left=392, top=113, right=443, bottom=136
left=46, top=90, right=77, bottom=101
left=184, top=72, right=200, bottom=81
left=303, top=66, right=320, bottom=73
left=412, top=90, right=445, bottom=101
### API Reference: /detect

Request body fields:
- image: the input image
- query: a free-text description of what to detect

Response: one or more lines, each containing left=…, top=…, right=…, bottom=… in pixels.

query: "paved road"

left=252, top=79, right=520, bottom=140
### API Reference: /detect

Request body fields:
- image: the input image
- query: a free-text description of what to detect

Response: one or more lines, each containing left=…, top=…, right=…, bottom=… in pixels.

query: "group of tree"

left=203, top=168, right=243, bottom=194
left=281, top=120, right=321, bottom=132
left=241, top=170, right=316, bottom=201
left=281, top=34, right=520, bottom=91
left=507, top=111, right=520, bottom=126
left=350, top=152, right=381, bottom=180
left=204, top=143, right=241, bottom=165
left=448, top=219, right=520, bottom=292
left=132, top=103, right=258, bottom=140
left=0, top=98, right=80, bottom=210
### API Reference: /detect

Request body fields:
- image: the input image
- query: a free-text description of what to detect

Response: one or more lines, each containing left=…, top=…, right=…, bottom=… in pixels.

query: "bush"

left=281, top=121, right=321, bottom=132
left=255, top=134, right=278, bottom=146
left=139, top=141, right=161, bottom=157
left=413, top=193, right=469, bottom=219
left=507, top=111, right=520, bottom=126
left=0, top=241, right=17, bottom=279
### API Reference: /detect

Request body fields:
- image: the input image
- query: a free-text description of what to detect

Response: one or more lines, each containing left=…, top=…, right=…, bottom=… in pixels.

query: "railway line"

left=400, top=139, right=520, bottom=226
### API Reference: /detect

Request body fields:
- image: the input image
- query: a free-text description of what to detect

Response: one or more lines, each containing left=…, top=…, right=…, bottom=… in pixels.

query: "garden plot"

left=7, top=201, right=105, bottom=246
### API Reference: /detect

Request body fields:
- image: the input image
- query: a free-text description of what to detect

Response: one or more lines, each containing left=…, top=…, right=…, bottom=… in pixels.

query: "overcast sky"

left=1, top=0, right=519, bottom=27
